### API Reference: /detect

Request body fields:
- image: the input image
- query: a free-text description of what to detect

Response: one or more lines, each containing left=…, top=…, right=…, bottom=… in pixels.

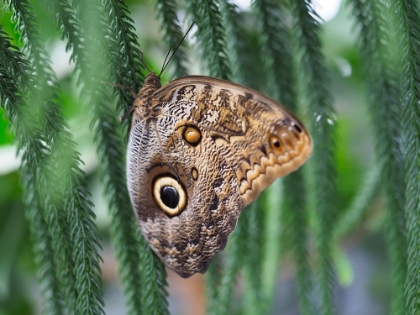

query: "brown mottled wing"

left=153, top=76, right=313, bottom=206
left=127, top=117, right=241, bottom=278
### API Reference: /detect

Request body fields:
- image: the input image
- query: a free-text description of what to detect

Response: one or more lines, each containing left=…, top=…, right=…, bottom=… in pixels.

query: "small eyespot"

left=191, top=167, right=199, bottom=180
left=153, top=176, right=187, bottom=216
left=183, top=125, right=202, bottom=146
left=294, top=124, right=302, bottom=133
left=270, top=136, right=281, bottom=149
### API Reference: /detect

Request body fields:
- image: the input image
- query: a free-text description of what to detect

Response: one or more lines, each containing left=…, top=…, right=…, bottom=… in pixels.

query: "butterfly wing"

left=127, top=117, right=241, bottom=278
left=153, top=76, right=313, bottom=206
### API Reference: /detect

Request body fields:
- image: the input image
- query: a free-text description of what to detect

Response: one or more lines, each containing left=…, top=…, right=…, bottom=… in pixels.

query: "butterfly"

left=123, top=69, right=312, bottom=278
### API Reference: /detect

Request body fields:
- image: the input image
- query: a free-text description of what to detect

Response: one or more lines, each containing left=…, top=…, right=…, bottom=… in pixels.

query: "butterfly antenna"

left=158, top=21, right=196, bottom=77
left=160, top=46, right=173, bottom=76
left=120, top=106, right=136, bottom=122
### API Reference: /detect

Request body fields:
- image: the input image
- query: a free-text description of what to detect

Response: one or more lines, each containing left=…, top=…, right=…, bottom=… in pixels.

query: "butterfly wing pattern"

left=126, top=73, right=312, bottom=278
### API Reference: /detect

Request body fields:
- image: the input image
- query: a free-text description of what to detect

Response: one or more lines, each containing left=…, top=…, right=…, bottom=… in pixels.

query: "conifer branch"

left=394, top=0, right=420, bottom=313
left=4, top=0, right=106, bottom=313
left=204, top=252, right=223, bottom=314
left=214, top=213, right=246, bottom=314
left=0, top=61, right=65, bottom=315
left=349, top=0, right=408, bottom=312
left=252, top=0, right=294, bottom=103
left=252, top=1, right=313, bottom=313
left=23, top=178, right=65, bottom=315
left=260, top=181, right=283, bottom=313
left=103, top=0, right=145, bottom=115
left=139, top=237, right=170, bottom=315
left=46, top=0, right=144, bottom=313
left=291, top=1, right=337, bottom=314
left=45, top=0, right=169, bottom=313
left=102, top=1, right=169, bottom=312
left=218, top=0, right=247, bottom=84
left=282, top=170, right=314, bottom=314
left=92, top=100, right=146, bottom=315
left=187, top=0, right=231, bottom=80
left=242, top=202, right=265, bottom=315
left=156, top=0, right=189, bottom=78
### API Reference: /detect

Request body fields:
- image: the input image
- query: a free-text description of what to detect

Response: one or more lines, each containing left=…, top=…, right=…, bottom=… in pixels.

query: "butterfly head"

left=144, top=72, right=162, bottom=89
left=116, top=73, right=162, bottom=121
left=128, top=73, right=164, bottom=121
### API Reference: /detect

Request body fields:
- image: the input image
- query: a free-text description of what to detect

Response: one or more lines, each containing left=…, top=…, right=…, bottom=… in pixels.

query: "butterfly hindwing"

left=127, top=113, right=241, bottom=277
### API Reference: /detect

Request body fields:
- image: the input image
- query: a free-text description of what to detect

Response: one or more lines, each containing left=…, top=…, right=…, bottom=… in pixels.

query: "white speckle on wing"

left=205, top=109, right=219, bottom=123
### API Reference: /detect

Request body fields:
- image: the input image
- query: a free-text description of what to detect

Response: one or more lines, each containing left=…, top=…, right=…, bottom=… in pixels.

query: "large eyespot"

left=153, top=176, right=187, bottom=216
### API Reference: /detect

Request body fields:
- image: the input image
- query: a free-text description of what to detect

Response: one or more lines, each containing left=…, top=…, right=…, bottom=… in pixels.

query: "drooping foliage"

left=0, top=0, right=418, bottom=314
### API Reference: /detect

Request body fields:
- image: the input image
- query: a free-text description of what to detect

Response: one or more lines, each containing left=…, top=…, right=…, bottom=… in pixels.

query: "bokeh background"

left=0, top=0, right=390, bottom=314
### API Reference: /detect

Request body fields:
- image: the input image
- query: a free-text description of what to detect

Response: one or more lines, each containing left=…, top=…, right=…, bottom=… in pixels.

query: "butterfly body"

left=127, top=73, right=312, bottom=278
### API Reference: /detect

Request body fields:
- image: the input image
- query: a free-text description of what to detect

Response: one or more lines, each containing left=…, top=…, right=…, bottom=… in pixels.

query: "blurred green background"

left=0, top=0, right=389, bottom=314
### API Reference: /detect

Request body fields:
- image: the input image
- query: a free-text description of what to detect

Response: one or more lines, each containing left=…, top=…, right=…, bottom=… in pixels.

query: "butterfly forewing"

left=153, top=75, right=312, bottom=205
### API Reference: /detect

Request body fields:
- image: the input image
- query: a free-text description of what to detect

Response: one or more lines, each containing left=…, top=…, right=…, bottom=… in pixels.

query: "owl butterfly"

left=123, top=29, right=312, bottom=279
